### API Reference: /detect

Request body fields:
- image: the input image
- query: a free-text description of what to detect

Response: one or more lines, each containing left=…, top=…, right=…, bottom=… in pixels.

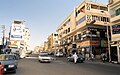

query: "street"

left=5, top=54, right=120, bottom=75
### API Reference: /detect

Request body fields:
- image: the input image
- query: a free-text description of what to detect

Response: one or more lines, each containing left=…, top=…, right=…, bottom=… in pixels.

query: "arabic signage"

left=80, top=40, right=100, bottom=47
left=112, top=25, right=120, bottom=34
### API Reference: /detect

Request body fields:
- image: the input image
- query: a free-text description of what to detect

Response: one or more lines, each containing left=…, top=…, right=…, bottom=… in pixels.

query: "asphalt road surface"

left=5, top=54, right=120, bottom=75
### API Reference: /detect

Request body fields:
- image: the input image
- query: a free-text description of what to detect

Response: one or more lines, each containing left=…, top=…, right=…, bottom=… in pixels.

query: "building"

left=108, top=0, right=120, bottom=63
left=47, top=32, right=58, bottom=52
left=56, top=1, right=110, bottom=59
left=47, top=34, right=53, bottom=51
left=24, top=28, right=31, bottom=54
left=9, top=20, right=30, bottom=58
left=44, top=41, right=48, bottom=51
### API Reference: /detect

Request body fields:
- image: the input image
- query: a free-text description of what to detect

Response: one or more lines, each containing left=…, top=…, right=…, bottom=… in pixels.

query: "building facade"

left=9, top=20, right=30, bottom=58
left=47, top=32, right=58, bottom=52
left=57, top=1, right=110, bottom=59
left=108, top=0, right=120, bottom=63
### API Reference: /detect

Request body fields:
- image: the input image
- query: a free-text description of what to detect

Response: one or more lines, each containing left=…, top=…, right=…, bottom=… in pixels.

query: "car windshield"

left=39, top=52, right=49, bottom=57
left=40, top=54, right=49, bottom=57
left=0, top=55, right=15, bottom=61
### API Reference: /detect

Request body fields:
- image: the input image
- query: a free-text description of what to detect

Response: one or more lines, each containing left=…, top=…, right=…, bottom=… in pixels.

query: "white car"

left=38, top=52, right=51, bottom=63
left=55, top=52, right=64, bottom=57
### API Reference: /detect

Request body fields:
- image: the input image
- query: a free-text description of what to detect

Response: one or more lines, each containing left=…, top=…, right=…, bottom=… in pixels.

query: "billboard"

left=10, top=21, right=25, bottom=40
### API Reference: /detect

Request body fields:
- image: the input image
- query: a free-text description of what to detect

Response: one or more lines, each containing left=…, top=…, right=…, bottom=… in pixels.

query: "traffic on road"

left=0, top=52, right=119, bottom=75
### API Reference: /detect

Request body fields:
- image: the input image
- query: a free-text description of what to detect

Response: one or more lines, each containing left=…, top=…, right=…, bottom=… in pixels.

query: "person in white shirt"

left=72, top=52, right=78, bottom=64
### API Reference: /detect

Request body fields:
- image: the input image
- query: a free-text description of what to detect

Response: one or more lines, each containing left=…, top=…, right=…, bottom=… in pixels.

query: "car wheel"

left=15, top=66, right=18, bottom=69
left=38, top=60, right=41, bottom=62
left=67, top=59, right=70, bottom=61
left=13, top=69, right=16, bottom=73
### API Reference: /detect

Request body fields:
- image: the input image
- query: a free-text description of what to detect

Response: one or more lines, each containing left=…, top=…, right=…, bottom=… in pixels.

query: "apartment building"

left=9, top=20, right=30, bottom=58
left=47, top=32, right=58, bottom=52
left=108, top=0, right=120, bottom=62
left=57, top=1, right=110, bottom=58
left=24, top=28, right=31, bottom=53
left=57, top=12, right=75, bottom=54
left=47, top=34, right=54, bottom=51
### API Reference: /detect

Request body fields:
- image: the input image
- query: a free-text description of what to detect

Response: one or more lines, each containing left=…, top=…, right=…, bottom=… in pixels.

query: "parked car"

left=55, top=52, right=64, bottom=57
left=38, top=52, right=52, bottom=63
left=0, top=63, right=4, bottom=75
left=67, top=54, right=85, bottom=63
left=0, top=54, right=18, bottom=73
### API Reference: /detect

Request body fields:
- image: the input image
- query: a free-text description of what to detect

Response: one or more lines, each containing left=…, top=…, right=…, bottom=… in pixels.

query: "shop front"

left=79, top=39, right=101, bottom=59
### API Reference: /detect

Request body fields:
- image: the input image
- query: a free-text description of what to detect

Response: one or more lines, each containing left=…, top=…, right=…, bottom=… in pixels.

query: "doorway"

left=110, top=46, right=118, bottom=61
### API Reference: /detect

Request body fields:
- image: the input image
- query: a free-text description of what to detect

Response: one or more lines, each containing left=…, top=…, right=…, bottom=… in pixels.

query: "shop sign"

left=80, top=40, right=90, bottom=47
left=91, top=40, right=99, bottom=46
left=80, top=40, right=100, bottom=47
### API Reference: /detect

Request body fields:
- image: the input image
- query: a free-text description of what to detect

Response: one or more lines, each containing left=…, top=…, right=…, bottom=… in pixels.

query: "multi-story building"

left=9, top=20, right=30, bottom=58
left=44, top=41, right=48, bottom=51
left=47, top=34, right=53, bottom=51
left=57, top=1, right=110, bottom=59
left=24, top=28, right=31, bottom=53
left=47, top=32, right=58, bottom=52
left=108, top=0, right=120, bottom=63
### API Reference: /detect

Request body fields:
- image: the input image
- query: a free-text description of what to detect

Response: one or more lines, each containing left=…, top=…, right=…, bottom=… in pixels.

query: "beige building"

left=57, top=1, right=110, bottom=58
left=47, top=32, right=58, bottom=52
left=44, top=41, right=48, bottom=51
left=108, top=0, right=120, bottom=63
left=47, top=34, right=54, bottom=51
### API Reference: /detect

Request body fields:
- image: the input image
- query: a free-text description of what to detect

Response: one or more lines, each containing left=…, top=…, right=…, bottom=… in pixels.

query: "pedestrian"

left=102, top=53, right=107, bottom=63
left=73, top=52, right=78, bottom=64
left=91, top=54, right=94, bottom=61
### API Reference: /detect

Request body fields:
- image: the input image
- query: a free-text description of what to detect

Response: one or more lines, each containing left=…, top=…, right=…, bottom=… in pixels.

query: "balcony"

left=111, top=15, right=120, bottom=23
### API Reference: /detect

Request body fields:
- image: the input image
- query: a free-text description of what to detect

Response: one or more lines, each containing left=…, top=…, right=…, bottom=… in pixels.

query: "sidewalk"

left=84, top=59, right=120, bottom=66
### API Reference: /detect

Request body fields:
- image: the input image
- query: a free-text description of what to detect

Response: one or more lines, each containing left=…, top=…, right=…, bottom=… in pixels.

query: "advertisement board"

left=10, top=23, right=24, bottom=40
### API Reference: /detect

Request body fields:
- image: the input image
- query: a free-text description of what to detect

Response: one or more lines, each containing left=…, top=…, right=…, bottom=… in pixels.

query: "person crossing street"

left=73, top=52, right=78, bottom=64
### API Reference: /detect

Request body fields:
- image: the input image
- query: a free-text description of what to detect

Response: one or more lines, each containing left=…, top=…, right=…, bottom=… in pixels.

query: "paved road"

left=5, top=54, right=120, bottom=75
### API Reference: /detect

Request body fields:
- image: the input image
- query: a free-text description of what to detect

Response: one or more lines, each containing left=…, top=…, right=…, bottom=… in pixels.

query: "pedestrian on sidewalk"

left=91, top=54, right=94, bottom=61
left=73, top=52, right=78, bottom=64
left=101, top=53, right=107, bottom=63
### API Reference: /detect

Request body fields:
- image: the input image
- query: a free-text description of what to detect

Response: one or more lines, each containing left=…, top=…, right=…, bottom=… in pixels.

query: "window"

left=106, top=18, right=109, bottom=22
left=76, top=12, right=78, bottom=17
left=92, top=15, right=99, bottom=21
left=54, top=34, right=58, bottom=36
left=76, top=16, right=86, bottom=26
left=63, top=19, right=71, bottom=26
left=100, top=16, right=109, bottom=22
left=100, top=6, right=108, bottom=11
left=91, top=4, right=99, bottom=9
left=66, top=29, right=67, bottom=34
left=78, top=34, right=81, bottom=39
left=77, top=6, right=85, bottom=15
left=68, top=28, right=70, bottom=33
left=116, top=8, right=120, bottom=16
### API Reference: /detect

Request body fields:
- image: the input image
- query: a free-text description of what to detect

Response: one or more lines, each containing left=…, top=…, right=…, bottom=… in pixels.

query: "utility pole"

left=1, top=25, right=5, bottom=49
left=107, top=24, right=111, bottom=62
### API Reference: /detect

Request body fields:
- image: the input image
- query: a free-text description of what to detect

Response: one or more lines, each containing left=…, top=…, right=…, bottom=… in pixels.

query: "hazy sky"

left=0, top=0, right=108, bottom=50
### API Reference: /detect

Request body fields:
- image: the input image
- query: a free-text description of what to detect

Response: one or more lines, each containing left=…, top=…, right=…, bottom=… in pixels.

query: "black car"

left=0, top=54, right=18, bottom=73
left=67, top=54, right=85, bottom=63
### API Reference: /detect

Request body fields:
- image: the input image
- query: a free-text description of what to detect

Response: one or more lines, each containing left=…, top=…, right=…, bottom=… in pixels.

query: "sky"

left=0, top=0, right=108, bottom=50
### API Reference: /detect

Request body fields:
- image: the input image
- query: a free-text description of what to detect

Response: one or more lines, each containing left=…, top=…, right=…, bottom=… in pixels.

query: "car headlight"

left=8, top=65, right=15, bottom=68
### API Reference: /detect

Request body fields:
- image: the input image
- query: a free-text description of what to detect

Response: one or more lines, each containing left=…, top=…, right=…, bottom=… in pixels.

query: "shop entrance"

left=110, top=46, right=118, bottom=61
